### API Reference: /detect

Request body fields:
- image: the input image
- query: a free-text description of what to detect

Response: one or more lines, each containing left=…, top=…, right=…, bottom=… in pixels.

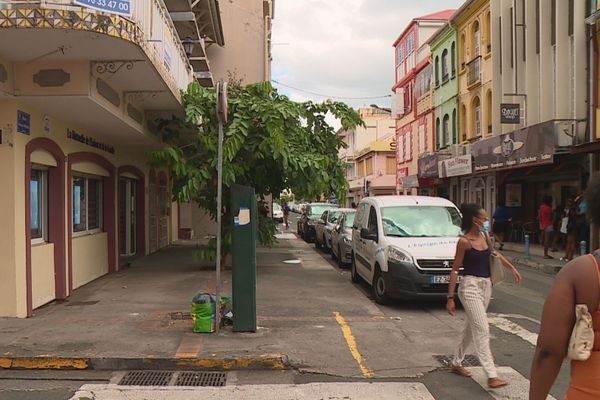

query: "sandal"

left=451, top=365, right=473, bottom=377
left=488, top=378, right=509, bottom=389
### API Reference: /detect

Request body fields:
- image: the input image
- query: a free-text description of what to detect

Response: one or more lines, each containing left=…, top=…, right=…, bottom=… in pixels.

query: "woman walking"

left=447, top=203, right=522, bottom=389
left=530, top=177, right=600, bottom=400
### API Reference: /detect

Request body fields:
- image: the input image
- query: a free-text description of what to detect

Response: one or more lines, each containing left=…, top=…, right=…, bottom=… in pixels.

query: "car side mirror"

left=360, top=228, right=377, bottom=242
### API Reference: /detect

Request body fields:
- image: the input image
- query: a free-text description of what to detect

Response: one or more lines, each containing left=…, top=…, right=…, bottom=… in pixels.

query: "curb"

left=505, top=256, right=563, bottom=275
left=0, top=354, right=291, bottom=371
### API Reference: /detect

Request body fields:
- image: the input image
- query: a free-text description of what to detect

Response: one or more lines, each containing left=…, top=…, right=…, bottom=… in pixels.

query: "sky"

left=271, top=0, right=464, bottom=113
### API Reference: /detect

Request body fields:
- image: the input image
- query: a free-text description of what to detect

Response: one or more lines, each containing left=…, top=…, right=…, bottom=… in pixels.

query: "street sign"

left=74, top=0, right=132, bottom=17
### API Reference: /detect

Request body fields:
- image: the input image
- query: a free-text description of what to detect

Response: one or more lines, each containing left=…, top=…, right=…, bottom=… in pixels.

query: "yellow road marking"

left=333, top=311, right=373, bottom=378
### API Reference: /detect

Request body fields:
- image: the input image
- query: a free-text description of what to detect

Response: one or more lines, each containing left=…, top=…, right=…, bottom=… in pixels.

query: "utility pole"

left=215, top=80, right=228, bottom=333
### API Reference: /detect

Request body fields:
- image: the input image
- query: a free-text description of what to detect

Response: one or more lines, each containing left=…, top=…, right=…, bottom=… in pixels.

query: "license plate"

left=431, top=275, right=462, bottom=284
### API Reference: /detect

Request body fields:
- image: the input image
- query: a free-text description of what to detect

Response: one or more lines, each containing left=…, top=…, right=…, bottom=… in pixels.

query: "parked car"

left=297, top=203, right=337, bottom=242
left=272, top=203, right=284, bottom=222
left=351, top=196, right=462, bottom=304
left=315, top=208, right=349, bottom=252
left=331, top=210, right=357, bottom=266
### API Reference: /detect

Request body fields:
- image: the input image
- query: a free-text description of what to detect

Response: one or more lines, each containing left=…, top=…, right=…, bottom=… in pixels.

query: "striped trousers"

left=452, top=276, right=498, bottom=379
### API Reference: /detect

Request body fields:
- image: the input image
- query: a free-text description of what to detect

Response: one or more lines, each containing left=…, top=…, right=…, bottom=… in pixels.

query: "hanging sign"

left=74, top=0, right=132, bottom=17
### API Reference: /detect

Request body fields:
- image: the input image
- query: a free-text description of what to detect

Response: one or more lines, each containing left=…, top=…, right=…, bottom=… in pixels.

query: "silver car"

left=314, top=208, right=344, bottom=252
left=330, top=210, right=356, bottom=266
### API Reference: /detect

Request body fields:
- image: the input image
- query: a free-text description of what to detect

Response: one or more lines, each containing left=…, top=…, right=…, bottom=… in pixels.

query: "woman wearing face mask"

left=447, top=203, right=523, bottom=389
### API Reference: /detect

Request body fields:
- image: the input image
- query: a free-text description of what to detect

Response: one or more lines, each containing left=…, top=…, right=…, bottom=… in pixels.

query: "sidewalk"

left=0, top=235, right=467, bottom=378
left=499, top=242, right=567, bottom=275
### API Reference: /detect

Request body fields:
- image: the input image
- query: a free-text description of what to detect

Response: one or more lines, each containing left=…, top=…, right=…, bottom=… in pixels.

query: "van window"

left=355, top=203, right=367, bottom=227
left=367, top=206, right=378, bottom=235
left=381, top=206, right=462, bottom=237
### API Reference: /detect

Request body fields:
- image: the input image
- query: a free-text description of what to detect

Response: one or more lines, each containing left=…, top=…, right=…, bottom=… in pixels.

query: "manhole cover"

left=66, top=301, right=99, bottom=306
left=175, top=371, right=227, bottom=387
left=169, top=312, right=192, bottom=320
left=433, top=354, right=481, bottom=367
left=283, top=259, right=301, bottom=264
left=119, top=371, right=173, bottom=386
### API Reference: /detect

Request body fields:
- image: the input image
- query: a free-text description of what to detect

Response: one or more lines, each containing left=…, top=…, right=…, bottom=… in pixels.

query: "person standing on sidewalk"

left=282, top=201, right=291, bottom=229
left=530, top=177, right=600, bottom=400
left=492, top=200, right=511, bottom=250
left=446, top=203, right=522, bottom=389
left=538, top=196, right=555, bottom=259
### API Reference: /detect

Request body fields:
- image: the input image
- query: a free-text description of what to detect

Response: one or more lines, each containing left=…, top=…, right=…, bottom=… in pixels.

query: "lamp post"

left=182, top=36, right=195, bottom=57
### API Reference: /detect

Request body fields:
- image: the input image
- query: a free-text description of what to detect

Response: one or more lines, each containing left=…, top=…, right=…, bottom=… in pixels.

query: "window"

left=386, top=157, right=396, bottom=175
left=485, top=12, right=491, bottom=54
left=403, top=83, right=412, bottom=113
left=73, top=175, right=103, bottom=234
left=418, top=124, right=426, bottom=155
left=452, top=109, right=457, bottom=144
left=381, top=206, right=462, bottom=237
left=435, top=56, right=440, bottom=86
left=460, top=104, right=467, bottom=141
left=473, top=20, right=481, bottom=57
left=367, top=206, right=378, bottom=236
left=443, top=114, right=450, bottom=147
left=30, top=168, right=48, bottom=242
left=415, top=64, right=432, bottom=100
left=436, top=118, right=441, bottom=150
left=405, top=130, right=413, bottom=161
left=473, top=96, right=481, bottom=138
left=397, top=133, right=405, bottom=163
left=451, top=42, right=456, bottom=76
left=357, top=160, right=365, bottom=177
left=442, top=49, right=449, bottom=81
left=461, top=33, right=467, bottom=69
left=486, top=90, right=492, bottom=134
left=365, top=157, right=374, bottom=176
left=551, top=0, right=556, bottom=46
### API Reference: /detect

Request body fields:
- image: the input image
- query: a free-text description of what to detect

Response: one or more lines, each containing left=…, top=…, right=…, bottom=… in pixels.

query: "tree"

left=150, top=81, right=363, bottom=260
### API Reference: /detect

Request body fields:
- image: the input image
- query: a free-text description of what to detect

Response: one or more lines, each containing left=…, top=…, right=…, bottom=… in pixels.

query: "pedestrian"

left=492, top=200, right=511, bottom=250
left=552, top=203, right=567, bottom=252
left=282, top=201, right=291, bottom=229
left=538, top=195, right=554, bottom=259
left=530, top=177, right=600, bottom=400
left=562, top=199, right=578, bottom=262
left=351, top=202, right=357, bottom=209
left=447, top=203, right=522, bottom=389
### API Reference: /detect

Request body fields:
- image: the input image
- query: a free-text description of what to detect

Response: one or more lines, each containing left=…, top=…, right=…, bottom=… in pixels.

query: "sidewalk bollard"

left=580, top=241, right=587, bottom=256
left=524, top=234, right=530, bottom=260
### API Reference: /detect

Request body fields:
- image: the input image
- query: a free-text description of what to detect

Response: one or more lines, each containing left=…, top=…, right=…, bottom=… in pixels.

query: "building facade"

left=391, top=10, right=455, bottom=195
left=338, top=107, right=396, bottom=206
left=0, top=0, right=224, bottom=317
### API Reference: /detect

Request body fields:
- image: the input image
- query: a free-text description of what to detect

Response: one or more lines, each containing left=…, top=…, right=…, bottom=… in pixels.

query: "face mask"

left=480, top=220, right=491, bottom=233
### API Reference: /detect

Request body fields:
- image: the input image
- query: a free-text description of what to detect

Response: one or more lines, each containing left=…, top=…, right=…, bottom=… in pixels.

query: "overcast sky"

left=272, top=0, right=464, bottom=111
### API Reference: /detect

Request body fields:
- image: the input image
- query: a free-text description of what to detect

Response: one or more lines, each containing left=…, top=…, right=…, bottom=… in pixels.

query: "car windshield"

left=344, top=212, right=356, bottom=227
left=328, top=211, right=341, bottom=223
left=309, top=205, right=335, bottom=217
left=381, top=206, right=462, bottom=238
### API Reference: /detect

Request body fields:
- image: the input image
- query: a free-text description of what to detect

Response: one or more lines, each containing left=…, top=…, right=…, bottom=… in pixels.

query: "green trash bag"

left=191, top=293, right=216, bottom=333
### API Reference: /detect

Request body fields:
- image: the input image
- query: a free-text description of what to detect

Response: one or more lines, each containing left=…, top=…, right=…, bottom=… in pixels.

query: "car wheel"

left=373, top=267, right=390, bottom=305
left=350, top=254, right=361, bottom=283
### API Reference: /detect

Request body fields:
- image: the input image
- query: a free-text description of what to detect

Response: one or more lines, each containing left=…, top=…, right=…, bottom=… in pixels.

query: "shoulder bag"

left=485, top=233, right=505, bottom=286
left=567, top=252, right=600, bottom=361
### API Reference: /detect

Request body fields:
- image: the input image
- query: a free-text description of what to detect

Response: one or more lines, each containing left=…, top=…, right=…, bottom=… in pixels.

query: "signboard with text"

left=438, top=155, right=473, bottom=178
left=472, top=122, right=555, bottom=172
left=17, top=110, right=30, bottom=135
left=418, top=153, right=439, bottom=178
left=500, top=103, right=520, bottom=124
left=74, top=0, right=132, bottom=17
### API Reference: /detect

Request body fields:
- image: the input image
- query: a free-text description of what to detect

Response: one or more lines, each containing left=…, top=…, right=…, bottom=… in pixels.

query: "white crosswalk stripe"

left=487, top=314, right=539, bottom=346
left=469, top=366, right=556, bottom=400
left=70, top=382, right=436, bottom=400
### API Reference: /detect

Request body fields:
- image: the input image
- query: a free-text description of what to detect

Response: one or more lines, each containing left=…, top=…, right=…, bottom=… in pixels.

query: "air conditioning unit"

left=448, top=144, right=461, bottom=157
left=391, top=88, right=404, bottom=119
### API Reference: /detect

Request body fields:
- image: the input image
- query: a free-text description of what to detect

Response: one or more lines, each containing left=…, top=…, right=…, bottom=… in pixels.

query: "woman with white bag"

left=446, top=203, right=522, bottom=389
left=530, top=177, right=600, bottom=400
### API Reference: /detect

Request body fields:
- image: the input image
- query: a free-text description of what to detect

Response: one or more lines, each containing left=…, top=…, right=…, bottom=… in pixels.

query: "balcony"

left=467, top=56, right=481, bottom=87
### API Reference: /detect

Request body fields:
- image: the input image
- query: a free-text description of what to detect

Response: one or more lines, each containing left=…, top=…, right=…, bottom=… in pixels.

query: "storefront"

left=438, top=154, right=473, bottom=206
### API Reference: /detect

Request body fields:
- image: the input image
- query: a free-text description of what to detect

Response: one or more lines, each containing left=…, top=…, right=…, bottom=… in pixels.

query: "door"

left=363, top=206, right=380, bottom=283
left=119, top=178, right=137, bottom=256
left=149, top=172, right=158, bottom=253
left=158, top=173, right=169, bottom=249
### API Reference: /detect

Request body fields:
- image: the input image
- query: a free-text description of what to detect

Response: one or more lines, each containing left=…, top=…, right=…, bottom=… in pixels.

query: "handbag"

left=567, top=252, right=600, bottom=361
left=485, top=233, right=505, bottom=286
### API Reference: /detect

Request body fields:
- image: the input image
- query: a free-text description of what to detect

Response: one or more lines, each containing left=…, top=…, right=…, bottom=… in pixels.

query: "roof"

left=392, top=9, right=456, bottom=47
left=360, top=196, right=457, bottom=208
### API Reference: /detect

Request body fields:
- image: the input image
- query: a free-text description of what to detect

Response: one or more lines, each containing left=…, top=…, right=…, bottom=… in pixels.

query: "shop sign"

left=438, top=155, right=472, bottom=178
left=74, top=0, right=132, bottom=17
left=67, top=128, right=115, bottom=154
left=473, top=124, right=554, bottom=172
left=17, top=110, right=30, bottom=135
left=501, top=103, right=520, bottom=124
left=401, top=175, right=420, bottom=189
left=418, top=153, right=439, bottom=178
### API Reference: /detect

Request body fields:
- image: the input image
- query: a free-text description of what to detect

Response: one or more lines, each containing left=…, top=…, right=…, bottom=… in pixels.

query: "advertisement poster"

left=505, top=184, right=522, bottom=207
left=74, top=0, right=132, bottom=17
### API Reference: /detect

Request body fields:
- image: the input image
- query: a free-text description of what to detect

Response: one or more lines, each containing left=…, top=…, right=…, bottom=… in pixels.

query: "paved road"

left=2, top=217, right=567, bottom=399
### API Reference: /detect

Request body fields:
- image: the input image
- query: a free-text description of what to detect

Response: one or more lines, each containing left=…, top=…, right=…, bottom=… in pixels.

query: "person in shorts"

left=492, top=200, right=511, bottom=250
left=538, top=195, right=554, bottom=259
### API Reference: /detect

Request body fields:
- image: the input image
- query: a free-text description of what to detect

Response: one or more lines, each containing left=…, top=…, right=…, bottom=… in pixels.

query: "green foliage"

left=150, top=81, right=363, bottom=259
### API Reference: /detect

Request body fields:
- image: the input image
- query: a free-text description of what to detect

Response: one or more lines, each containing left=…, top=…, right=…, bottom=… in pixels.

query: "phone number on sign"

left=74, top=0, right=131, bottom=15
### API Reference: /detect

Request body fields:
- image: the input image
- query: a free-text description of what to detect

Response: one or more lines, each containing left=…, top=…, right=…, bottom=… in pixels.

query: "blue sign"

left=17, top=110, right=30, bottom=135
left=74, top=0, right=132, bottom=17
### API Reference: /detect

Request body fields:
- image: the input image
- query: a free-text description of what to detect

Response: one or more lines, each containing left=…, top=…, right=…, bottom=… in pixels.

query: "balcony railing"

left=467, top=56, right=481, bottom=87
left=0, top=0, right=193, bottom=92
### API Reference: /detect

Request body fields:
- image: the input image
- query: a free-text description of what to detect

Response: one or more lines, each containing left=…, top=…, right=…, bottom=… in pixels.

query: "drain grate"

left=67, top=300, right=99, bottom=306
left=175, top=371, right=227, bottom=387
left=119, top=371, right=173, bottom=386
left=434, top=354, right=481, bottom=367
left=169, top=312, right=192, bottom=320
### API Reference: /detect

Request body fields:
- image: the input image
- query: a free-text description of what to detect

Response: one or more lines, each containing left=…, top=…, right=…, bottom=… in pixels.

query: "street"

left=1, top=219, right=567, bottom=400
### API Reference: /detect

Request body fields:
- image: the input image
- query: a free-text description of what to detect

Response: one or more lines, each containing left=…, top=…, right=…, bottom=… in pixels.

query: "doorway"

left=119, top=178, right=137, bottom=256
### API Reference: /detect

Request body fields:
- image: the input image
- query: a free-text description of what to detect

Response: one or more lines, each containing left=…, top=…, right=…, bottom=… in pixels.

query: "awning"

left=571, top=140, right=600, bottom=154
left=369, top=174, right=396, bottom=189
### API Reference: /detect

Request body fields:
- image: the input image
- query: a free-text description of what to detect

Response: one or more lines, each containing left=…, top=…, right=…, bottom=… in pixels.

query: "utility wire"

left=271, top=80, right=392, bottom=100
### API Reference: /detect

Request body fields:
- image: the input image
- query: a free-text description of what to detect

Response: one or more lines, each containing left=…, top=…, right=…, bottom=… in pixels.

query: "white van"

left=351, top=196, right=462, bottom=304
